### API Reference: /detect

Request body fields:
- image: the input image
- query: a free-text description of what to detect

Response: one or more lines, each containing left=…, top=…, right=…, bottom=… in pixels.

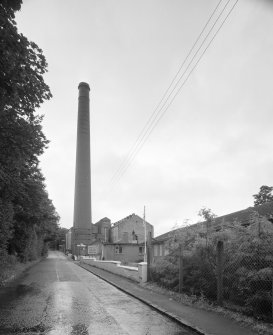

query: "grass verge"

left=142, top=281, right=273, bottom=335
left=0, top=256, right=39, bottom=287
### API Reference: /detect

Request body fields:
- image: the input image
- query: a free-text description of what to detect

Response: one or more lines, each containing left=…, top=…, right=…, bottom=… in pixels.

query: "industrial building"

left=66, top=213, right=153, bottom=262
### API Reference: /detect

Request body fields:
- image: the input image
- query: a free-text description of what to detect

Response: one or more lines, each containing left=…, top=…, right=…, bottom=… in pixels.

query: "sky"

left=16, top=0, right=273, bottom=236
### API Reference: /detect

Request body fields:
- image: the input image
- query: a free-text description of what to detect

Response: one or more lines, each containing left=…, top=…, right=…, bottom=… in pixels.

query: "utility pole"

left=179, top=243, right=184, bottom=293
left=216, top=240, right=224, bottom=306
left=143, top=206, right=147, bottom=262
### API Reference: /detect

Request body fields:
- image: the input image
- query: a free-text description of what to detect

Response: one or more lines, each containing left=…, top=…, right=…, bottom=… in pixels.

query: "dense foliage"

left=150, top=210, right=273, bottom=322
left=253, top=185, right=273, bottom=206
left=0, top=1, right=59, bottom=264
left=49, top=227, right=68, bottom=251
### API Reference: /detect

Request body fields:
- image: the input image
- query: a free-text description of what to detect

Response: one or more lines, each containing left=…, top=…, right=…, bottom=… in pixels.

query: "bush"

left=150, top=259, right=179, bottom=290
left=0, top=254, right=18, bottom=285
left=183, top=250, right=217, bottom=300
left=150, top=213, right=273, bottom=322
left=246, top=291, right=272, bottom=321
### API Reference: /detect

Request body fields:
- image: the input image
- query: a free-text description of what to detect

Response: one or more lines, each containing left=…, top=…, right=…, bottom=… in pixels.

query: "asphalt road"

left=0, top=251, right=195, bottom=335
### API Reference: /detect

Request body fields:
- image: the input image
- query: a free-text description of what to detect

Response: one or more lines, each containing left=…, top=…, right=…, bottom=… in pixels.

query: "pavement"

left=79, top=261, right=258, bottom=335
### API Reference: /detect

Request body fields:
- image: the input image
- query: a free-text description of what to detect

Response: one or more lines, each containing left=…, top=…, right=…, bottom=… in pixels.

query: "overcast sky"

left=16, top=0, right=273, bottom=236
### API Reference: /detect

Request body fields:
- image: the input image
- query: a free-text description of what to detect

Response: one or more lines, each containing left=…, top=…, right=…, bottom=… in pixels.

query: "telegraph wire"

left=111, top=0, right=238, bottom=190
left=111, top=0, right=234, bottom=187
left=109, top=0, right=224, bottom=185
left=110, top=0, right=239, bottom=190
left=119, top=0, right=240, bottom=177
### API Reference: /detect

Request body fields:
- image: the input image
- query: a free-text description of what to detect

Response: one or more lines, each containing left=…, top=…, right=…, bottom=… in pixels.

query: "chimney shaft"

left=73, top=82, right=92, bottom=230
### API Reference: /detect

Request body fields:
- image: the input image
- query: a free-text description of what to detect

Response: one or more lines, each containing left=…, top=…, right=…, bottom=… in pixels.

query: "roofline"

left=103, top=242, right=141, bottom=246
left=153, top=200, right=273, bottom=241
left=112, top=213, right=152, bottom=227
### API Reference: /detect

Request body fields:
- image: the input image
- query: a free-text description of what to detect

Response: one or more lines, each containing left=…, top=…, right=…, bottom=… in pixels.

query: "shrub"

left=150, top=259, right=179, bottom=290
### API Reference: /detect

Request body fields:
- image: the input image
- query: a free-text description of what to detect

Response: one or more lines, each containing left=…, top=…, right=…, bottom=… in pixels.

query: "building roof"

left=112, top=213, right=151, bottom=227
left=154, top=201, right=273, bottom=243
left=103, top=242, right=140, bottom=246
left=93, top=217, right=111, bottom=225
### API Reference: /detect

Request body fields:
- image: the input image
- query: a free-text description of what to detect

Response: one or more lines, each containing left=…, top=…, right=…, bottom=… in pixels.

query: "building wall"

left=92, top=217, right=111, bottom=242
left=82, top=259, right=140, bottom=282
left=87, top=240, right=102, bottom=260
left=110, top=214, right=154, bottom=244
left=103, top=244, right=143, bottom=263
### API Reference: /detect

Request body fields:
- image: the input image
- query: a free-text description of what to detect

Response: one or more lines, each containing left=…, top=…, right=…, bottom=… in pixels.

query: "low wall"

left=82, top=259, right=140, bottom=282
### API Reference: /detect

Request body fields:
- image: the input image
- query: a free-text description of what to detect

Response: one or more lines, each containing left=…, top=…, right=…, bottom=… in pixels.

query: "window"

left=164, top=245, right=169, bottom=256
left=139, top=246, right=144, bottom=255
left=115, top=245, right=122, bottom=254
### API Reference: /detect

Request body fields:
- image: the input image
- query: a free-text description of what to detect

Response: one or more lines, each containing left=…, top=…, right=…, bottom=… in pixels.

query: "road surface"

left=0, top=251, right=195, bottom=335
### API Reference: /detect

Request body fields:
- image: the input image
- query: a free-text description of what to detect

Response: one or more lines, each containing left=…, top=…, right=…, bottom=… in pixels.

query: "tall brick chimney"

left=72, top=82, right=92, bottom=256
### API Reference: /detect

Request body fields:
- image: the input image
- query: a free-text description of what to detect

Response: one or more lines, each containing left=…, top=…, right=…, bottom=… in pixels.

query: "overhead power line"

left=109, top=0, right=224, bottom=185
left=111, top=0, right=234, bottom=187
left=109, top=0, right=239, bottom=190
left=109, top=0, right=226, bottom=187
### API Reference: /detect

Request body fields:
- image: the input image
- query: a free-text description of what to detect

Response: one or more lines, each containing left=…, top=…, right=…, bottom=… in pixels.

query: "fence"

left=149, top=211, right=273, bottom=323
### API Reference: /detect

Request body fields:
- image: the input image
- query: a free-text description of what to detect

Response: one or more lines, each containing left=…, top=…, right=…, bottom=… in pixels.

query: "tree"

left=0, top=1, right=58, bottom=261
left=9, top=166, right=60, bottom=260
left=50, top=227, right=68, bottom=251
left=198, top=207, right=217, bottom=222
left=253, top=185, right=273, bottom=206
left=0, top=1, right=52, bottom=117
left=198, top=207, right=217, bottom=248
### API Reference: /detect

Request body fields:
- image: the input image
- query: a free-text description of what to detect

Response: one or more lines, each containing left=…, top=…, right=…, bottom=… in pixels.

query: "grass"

left=0, top=255, right=39, bottom=287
